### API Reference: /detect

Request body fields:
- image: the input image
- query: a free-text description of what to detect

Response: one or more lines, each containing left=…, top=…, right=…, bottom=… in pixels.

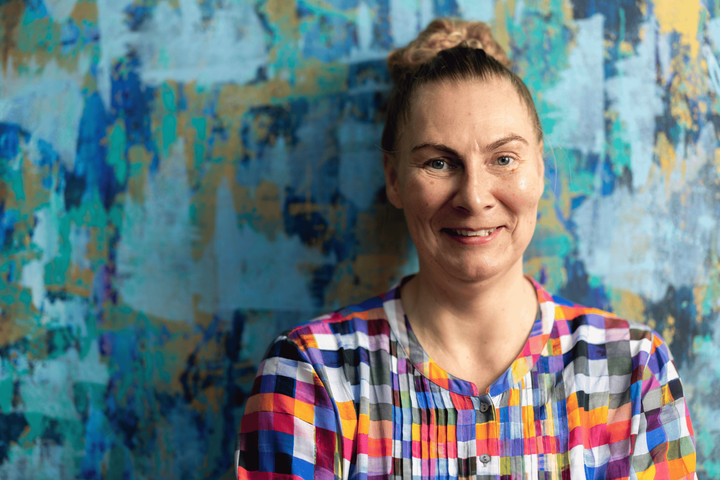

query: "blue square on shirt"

left=646, top=423, right=668, bottom=452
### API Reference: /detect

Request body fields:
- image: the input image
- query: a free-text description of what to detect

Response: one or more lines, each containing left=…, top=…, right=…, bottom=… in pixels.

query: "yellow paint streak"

left=608, top=289, right=646, bottom=324
left=663, top=314, right=676, bottom=345
left=493, top=1, right=511, bottom=54
left=693, top=283, right=705, bottom=323
left=127, top=144, right=153, bottom=203
left=654, top=0, right=700, bottom=57
left=523, top=256, right=567, bottom=293
left=70, top=1, right=97, bottom=23
left=655, top=132, right=676, bottom=191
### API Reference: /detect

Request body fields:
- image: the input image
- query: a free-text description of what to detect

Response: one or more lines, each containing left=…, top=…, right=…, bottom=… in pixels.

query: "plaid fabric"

left=236, top=277, right=696, bottom=479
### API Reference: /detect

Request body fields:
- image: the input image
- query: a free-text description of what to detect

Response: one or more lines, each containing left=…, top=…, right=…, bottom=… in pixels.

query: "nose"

left=451, top=166, right=497, bottom=214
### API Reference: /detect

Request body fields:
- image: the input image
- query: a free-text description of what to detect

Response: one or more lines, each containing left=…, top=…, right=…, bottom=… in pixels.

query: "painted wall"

left=0, top=0, right=719, bottom=478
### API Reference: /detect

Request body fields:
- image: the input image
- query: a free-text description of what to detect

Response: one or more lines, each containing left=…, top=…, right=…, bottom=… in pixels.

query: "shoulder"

left=277, top=293, right=393, bottom=362
left=545, top=291, right=673, bottom=370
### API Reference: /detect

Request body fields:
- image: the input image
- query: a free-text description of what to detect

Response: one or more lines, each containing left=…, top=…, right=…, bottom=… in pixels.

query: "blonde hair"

left=381, top=18, right=542, bottom=152
left=386, top=18, right=511, bottom=88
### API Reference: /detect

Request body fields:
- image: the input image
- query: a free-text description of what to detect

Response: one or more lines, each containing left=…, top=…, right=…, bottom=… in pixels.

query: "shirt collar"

left=382, top=275, right=557, bottom=397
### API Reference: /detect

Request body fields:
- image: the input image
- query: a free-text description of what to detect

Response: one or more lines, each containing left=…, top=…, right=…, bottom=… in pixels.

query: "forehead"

left=405, top=79, right=537, bottom=150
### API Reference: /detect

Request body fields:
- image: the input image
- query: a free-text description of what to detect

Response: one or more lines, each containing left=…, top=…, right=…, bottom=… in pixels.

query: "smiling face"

left=384, top=78, right=545, bottom=284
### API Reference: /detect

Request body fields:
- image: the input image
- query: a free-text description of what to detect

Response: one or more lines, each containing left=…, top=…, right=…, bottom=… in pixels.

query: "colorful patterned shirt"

left=235, top=277, right=696, bottom=479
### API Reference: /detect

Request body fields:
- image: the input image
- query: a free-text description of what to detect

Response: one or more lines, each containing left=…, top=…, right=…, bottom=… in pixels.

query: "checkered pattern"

left=236, top=277, right=696, bottom=479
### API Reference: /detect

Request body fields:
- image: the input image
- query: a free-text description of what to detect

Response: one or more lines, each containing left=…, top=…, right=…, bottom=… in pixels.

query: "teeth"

left=450, top=228, right=498, bottom=237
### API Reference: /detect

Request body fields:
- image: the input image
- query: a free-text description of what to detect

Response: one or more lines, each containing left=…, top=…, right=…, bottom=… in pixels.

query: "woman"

left=235, top=19, right=696, bottom=479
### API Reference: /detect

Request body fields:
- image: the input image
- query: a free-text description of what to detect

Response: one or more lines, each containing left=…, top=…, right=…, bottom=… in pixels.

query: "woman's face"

left=384, top=78, right=545, bottom=284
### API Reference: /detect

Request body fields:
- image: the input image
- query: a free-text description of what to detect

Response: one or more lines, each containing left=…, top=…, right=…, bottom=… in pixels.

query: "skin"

left=383, top=78, right=545, bottom=392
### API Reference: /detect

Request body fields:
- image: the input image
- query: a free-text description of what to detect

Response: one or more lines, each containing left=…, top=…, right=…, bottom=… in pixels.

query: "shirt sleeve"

left=235, top=334, right=339, bottom=480
left=630, top=332, right=696, bottom=479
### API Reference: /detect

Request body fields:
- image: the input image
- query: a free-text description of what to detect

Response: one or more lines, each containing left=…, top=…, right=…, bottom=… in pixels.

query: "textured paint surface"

left=0, top=0, right=719, bottom=478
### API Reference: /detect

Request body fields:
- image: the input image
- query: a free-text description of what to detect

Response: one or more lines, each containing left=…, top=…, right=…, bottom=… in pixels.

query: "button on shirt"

left=236, top=277, right=696, bottom=479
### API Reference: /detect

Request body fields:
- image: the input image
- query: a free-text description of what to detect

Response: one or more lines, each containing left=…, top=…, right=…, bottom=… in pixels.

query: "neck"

left=401, top=259, right=539, bottom=391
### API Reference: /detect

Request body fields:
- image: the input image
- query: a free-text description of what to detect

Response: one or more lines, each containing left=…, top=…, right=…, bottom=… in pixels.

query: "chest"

left=346, top=367, right=634, bottom=479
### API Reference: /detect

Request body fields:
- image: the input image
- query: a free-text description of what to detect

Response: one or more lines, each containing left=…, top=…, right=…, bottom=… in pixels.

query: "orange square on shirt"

left=295, top=399, right=314, bottom=424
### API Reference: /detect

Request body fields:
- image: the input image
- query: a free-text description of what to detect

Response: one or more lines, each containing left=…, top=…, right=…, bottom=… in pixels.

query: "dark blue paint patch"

left=61, top=19, right=80, bottom=53
left=62, top=164, right=88, bottom=210
left=225, top=311, right=245, bottom=362
left=110, top=54, right=154, bottom=146
left=239, top=100, right=309, bottom=163
left=123, top=3, right=154, bottom=31
left=310, top=263, right=336, bottom=307
left=572, top=0, right=643, bottom=46
left=432, top=0, right=460, bottom=17
left=302, top=16, right=357, bottom=62
left=283, top=189, right=357, bottom=263
left=0, top=123, right=26, bottom=160
left=83, top=22, right=100, bottom=45
left=559, top=255, right=612, bottom=313
left=0, top=413, right=28, bottom=463
left=296, top=0, right=314, bottom=18
left=644, top=284, right=712, bottom=369
left=0, top=203, right=17, bottom=250
left=368, top=0, right=393, bottom=49
left=601, top=159, right=618, bottom=196
left=47, top=326, right=76, bottom=358
left=76, top=92, right=123, bottom=209
left=20, top=0, right=48, bottom=21
left=347, top=59, right=391, bottom=89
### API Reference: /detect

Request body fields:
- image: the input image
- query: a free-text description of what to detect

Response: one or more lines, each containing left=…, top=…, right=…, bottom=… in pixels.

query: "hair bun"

left=387, top=18, right=511, bottom=87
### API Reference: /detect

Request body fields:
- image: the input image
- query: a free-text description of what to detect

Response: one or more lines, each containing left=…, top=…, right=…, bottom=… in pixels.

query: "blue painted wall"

left=0, top=0, right=719, bottom=477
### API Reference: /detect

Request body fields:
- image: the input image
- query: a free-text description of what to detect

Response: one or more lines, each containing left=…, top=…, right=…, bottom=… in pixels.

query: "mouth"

left=443, top=227, right=501, bottom=237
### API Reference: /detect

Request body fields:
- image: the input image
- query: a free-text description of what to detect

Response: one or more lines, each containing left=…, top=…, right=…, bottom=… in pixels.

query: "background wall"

left=1, top=0, right=719, bottom=478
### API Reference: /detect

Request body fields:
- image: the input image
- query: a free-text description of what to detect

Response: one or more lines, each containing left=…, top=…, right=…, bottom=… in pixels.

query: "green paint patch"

left=0, top=377, right=13, bottom=413
left=107, top=122, right=129, bottom=184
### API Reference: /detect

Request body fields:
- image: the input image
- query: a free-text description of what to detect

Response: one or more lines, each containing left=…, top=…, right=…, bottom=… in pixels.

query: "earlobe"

left=383, top=152, right=403, bottom=209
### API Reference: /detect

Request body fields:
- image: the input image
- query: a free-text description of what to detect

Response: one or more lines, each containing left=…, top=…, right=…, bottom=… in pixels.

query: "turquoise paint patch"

left=107, top=123, right=128, bottom=184
left=0, top=377, right=13, bottom=413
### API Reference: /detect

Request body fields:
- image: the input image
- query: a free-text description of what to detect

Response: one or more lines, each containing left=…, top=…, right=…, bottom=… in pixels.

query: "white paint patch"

left=706, top=17, right=720, bottom=50
left=574, top=180, right=719, bottom=302
left=97, top=0, right=268, bottom=98
left=544, top=15, right=605, bottom=155
left=116, top=140, right=197, bottom=322
left=0, top=77, right=85, bottom=171
left=456, top=0, right=495, bottom=22
left=420, top=0, right=434, bottom=31
left=44, top=0, right=77, bottom=22
left=389, top=0, right=419, bottom=47
left=213, top=178, right=332, bottom=313
left=347, top=1, right=386, bottom=61
left=702, top=44, right=720, bottom=96
left=38, top=296, right=89, bottom=334
left=20, top=208, right=60, bottom=309
left=605, top=21, right=663, bottom=190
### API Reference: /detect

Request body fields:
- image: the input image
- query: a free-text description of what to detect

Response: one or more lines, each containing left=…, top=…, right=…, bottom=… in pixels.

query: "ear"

left=537, top=139, right=545, bottom=182
left=383, top=152, right=403, bottom=209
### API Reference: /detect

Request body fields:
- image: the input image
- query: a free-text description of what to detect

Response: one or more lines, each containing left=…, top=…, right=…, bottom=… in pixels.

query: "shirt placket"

left=474, top=393, right=499, bottom=477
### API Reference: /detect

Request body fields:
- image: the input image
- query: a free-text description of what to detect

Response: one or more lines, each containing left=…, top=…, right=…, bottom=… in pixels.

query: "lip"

left=442, top=226, right=504, bottom=245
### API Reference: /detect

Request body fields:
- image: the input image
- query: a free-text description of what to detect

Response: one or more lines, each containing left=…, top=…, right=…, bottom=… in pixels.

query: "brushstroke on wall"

left=0, top=0, right=719, bottom=478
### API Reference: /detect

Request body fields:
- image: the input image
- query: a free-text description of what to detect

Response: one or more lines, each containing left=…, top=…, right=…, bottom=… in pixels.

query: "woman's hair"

left=381, top=18, right=543, bottom=153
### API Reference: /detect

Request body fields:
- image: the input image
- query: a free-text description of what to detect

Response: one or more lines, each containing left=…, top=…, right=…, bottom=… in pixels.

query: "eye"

left=428, top=159, right=448, bottom=170
left=496, top=156, right=515, bottom=166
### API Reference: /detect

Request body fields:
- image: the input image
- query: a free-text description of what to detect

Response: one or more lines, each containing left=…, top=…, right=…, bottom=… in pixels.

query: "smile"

left=445, top=227, right=499, bottom=237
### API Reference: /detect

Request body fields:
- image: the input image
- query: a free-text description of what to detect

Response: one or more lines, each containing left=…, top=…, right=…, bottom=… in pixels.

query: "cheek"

left=403, top=175, right=448, bottom=211
left=498, top=171, right=543, bottom=212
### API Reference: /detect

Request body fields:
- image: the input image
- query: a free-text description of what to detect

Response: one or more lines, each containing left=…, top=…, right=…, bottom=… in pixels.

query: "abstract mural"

left=0, top=0, right=719, bottom=478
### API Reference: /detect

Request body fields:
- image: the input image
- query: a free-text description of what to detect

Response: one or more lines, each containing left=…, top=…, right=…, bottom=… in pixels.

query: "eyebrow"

left=410, top=134, right=529, bottom=156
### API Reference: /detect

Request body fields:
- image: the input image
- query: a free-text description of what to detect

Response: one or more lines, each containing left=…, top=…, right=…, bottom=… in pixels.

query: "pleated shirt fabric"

left=235, top=277, right=696, bottom=479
